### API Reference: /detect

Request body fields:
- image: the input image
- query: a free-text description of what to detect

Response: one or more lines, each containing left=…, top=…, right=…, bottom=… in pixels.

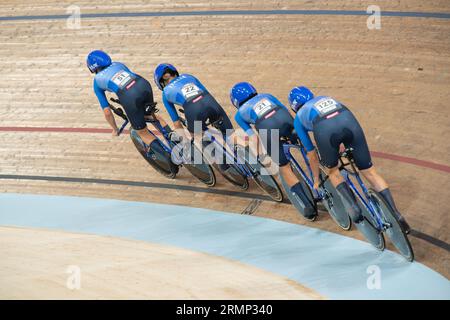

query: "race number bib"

left=314, top=98, right=339, bottom=115
left=112, top=71, right=133, bottom=89
left=253, top=99, right=274, bottom=117
left=181, top=83, right=201, bottom=99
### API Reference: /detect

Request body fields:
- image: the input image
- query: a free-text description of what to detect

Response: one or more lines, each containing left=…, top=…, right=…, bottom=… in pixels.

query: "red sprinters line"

left=371, top=151, right=450, bottom=173
left=1, top=126, right=449, bottom=173
left=0, top=126, right=133, bottom=134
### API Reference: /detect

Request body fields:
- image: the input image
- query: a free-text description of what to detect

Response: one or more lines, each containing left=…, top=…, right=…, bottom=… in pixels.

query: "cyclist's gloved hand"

left=144, top=102, right=157, bottom=116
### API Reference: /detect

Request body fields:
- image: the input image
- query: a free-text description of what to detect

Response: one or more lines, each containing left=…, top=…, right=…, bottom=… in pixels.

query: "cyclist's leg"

left=347, top=113, right=410, bottom=232
left=201, top=94, right=235, bottom=166
left=256, top=110, right=294, bottom=179
left=271, top=131, right=315, bottom=217
left=313, top=113, right=363, bottom=222
left=346, top=121, right=390, bottom=192
left=118, top=77, right=156, bottom=147
left=182, top=98, right=225, bottom=168
left=208, top=103, right=234, bottom=161
left=151, top=114, right=177, bottom=140
left=213, top=104, right=234, bottom=139
left=135, top=127, right=155, bottom=146
left=362, top=167, right=408, bottom=226
left=258, top=111, right=315, bottom=217
left=360, top=167, right=388, bottom=191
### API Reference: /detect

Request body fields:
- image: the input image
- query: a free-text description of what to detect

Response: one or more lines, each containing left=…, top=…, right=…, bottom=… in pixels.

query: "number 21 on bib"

left=253, top=99, right=274, bottom=117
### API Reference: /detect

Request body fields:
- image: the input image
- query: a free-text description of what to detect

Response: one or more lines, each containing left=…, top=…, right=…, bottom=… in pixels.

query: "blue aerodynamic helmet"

left=154, top=63, right=179, bottom=90
left=288, top=86, right=314, bottom=113
left=87, top=50, right=112, bottom=73
left=230, top=82, right=258, bottom=108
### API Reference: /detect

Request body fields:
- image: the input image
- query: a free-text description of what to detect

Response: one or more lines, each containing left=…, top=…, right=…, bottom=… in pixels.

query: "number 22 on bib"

left=182, top=83, right=201, bottom=99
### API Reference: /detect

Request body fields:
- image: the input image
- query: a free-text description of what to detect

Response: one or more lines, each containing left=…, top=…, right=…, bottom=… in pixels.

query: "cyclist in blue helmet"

left=154, top=63, right=236, bottom=171
left=87, top=50, right=173, bottom=156
left=231, top=82, right=316, bottom=220
left=289, top=86, right=410, bottom=232
left=154, top=63, right=233, bottom=136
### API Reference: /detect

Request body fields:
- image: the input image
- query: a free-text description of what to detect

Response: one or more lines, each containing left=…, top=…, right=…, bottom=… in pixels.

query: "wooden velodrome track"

left=0, top=0, right=449, bottom=296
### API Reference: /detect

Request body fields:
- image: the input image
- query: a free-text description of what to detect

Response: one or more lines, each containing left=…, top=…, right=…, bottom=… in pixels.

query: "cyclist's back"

left=289, top=86, right=410, bottom=232
left=93, top=61, right=154, bottom=132
left=295, top=95, right=372, bottom=170
left=231, top=82, right=316, bottom=219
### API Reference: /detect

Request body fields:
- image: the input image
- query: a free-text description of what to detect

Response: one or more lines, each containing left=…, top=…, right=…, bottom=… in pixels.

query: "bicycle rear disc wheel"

left=319, top=171, right=352, bottom=230
left=369, top=189, right=414, bottom=261
left=355, top=195, right=386, bottom=251
left=130, top=130, right=178, bottom=179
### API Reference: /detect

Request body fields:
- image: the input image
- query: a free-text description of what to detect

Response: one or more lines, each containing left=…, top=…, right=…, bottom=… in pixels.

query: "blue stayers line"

left=1, top=10, right=450, bottom=22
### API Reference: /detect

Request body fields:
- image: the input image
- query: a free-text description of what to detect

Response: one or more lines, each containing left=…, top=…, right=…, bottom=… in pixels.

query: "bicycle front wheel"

left=214, top=163, right=249, bottom=190
left=320, top=170, right=352, bottom=230
left=130, top=130, right=178, bottom=179
left=369, top=189, right=414, bottom=261
left=355, top=194, right=386, bottom=251
left=236, top=146, right=283, bottom=202
left=182, top=142, right=216, bottom=187
left=252, top=170, right=283, bottom=202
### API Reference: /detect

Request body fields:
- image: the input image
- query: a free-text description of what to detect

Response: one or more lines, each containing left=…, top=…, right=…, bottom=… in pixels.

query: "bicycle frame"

left=145, top=116, right=173, bottom=153
left=339, top=158, right=385, bottom=230
left=283, top=143, right=322, bottom=199
left=202, top=129, right=253, bottom=177
left=117, top=120, right=129, bottom=135
left=117, top=114, right=172, bottom=155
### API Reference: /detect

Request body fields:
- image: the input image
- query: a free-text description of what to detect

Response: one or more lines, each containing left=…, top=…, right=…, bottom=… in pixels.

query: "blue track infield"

left=0, top=193, right=449, bottom=299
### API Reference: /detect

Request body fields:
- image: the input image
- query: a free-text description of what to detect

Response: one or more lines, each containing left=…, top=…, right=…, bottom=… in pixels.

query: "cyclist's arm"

left=162, top=94, right=180, bottom=124
left=94, top=80, right=110, bottom=109
left=294, top=116, right=320, bottom=186
left=94, top=81, right=118, bottom=133
left=234, top=112, right=255, bottom=136
left=103, top=108, right=119, bottom=134
left=235, top=112, right=263, bottom=156
left=307, top=149, right=320, bottom=188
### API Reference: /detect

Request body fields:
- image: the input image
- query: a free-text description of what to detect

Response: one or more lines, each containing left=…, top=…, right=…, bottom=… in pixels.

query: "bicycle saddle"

left=144, top=102, right=158, bottom=115
left=340, top=147, right=354, bottom=159
left=280, top=129, right=299, bottom=144
left=206, top=117, right=223, bottom=129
